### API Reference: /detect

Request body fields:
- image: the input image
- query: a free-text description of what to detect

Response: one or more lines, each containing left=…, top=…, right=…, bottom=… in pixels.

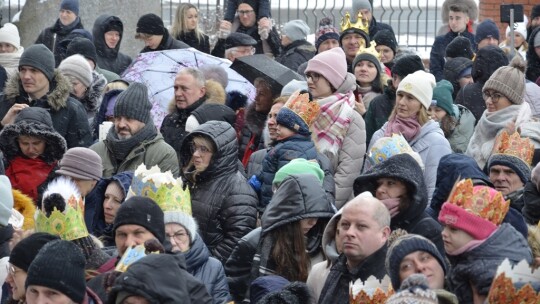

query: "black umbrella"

left=230, top=54, right=303, bottom=95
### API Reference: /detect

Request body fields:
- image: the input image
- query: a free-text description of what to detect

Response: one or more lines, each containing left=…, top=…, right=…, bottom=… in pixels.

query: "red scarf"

left=5, top=156, right=56, bottom=203
left=384, top=115, right=422, bottom=141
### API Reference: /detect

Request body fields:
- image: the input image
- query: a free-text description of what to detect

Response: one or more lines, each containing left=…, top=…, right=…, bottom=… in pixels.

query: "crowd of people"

left=0, top=0, right=539, bottom=303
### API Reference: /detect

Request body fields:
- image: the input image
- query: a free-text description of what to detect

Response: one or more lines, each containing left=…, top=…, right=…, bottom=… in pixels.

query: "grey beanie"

left=282, top=20, right=310, bottom=42
left=483, top=57, right=526, bottom=105
left=58, top=54, right=93, bottom=87
left=19, top=44, right=55, bottom=82
left=353, top=0, right=372, bottom=13
left=164, top=211, right=198, bottom=243
left=56, top=147, right=103, bottom=181
left=281, top=80, right=308, bottom=96
left=114, top=82, right=152, bottom=123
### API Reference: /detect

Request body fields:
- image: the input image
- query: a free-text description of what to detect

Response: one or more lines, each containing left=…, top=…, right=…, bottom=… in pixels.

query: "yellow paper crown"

left=446, top=179, right=510, bottom=226
left=283, top=91, right=321, bottom=128
left=340, top=11, right=370, bottom=34
left=357, top=42, right=381, bottom=61
left=127, top=164, right=191, bottom=214
left=35, top=177, right=88, bottom=241
left=492, top=131, right=534, bottom=167
left=350, top=275, right=394, bottom=304
left=487, top=259, right=540, bottom=303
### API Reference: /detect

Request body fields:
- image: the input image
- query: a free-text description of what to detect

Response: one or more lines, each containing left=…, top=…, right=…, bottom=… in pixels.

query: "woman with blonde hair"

left=170, top=3, right=210, bottom=53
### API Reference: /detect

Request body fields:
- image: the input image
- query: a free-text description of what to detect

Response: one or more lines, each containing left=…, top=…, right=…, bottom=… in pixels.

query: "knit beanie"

left=314, top=17, right=340, bottom=51
left=25, top=240, right=86, bottom=303
left=250, top=275, right=290, bottom=304
left=505, top=16, right=528, bottom=40
left=391, top=54, right=425, bottom=78
left=385, top=234, right=446, bottom=290
left=19, top=44, right=55, bottom=82
left=273, top=158, right=324, bottom=186
left=396, top=70, right=436, bottom=110
left=282, top=20, right=310, bottom=42
left=0, top=23, right=21, bottom=50
left=444, top=57, right=473, bottom=84
left=373, top=29, right=397, bottom=55
left=489, top=154, right=531, bottom=185
left=60, top=0, right=79, bottom=15
left=438, top=179, right=510, bottom=240
left=15, top=106, right=54, bottom=128
left=305, top=47, right=347, bottom=89
left=386, top=274, right=438, bottom=304
left=136, top=13, right=165, bottom=35
left=352, top=52, right=382, bottom=78
left=257, top=281, right=312, bottom=304
left=276, top=91, right=320, bottom=136
left=487, top=131, right=534, bottom=185
left=114, top=82, right=152, bottom=123
left=113, top=196, right=165, bottom=244
left=445, top=36, right=475, bottom=59
left=66, top=37, right=98, bottom=66
left=0, top=176, right=13, bottom=227
left=431, top=80, right=455, bottom=117
left=533, top=5, right=540, bottom=20
left=475, top=19, right=500, bottom=44
left=281, top=80, right=307, bottom=96
left=9, top=232, right=60, bottom=272
left=58, top=54, right=93, bottom=87
left=164, top=211, right=198, bottom=243
left=57, top=147, right=103, bottom=181
left=483, top=56, right=526, bottom=105
left=353, top=0, right=372, bottom=12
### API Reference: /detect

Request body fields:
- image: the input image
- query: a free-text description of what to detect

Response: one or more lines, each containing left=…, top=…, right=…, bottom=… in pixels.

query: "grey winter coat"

left=90, top=132, right=179, bottom=178
left=370, top=120, right=452, bottom=202
left=447, top=104, right=476, bottom=153
left=0, top=70, right=93, bottom=148
left=275, top=40, right=316, bottom=72
left=179, top=121, right=258, bottom=264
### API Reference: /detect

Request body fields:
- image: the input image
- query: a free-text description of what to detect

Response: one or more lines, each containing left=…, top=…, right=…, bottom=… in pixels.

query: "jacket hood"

left=261, top=174, right=335, bottom=235
left=526, top=27, right=540, bottom=82
left=472, top=46, right=509, bottom=83
left=93, top=88, right=125, bottom=136
left=92, top=14, right=124, bottom=58
left=182, top=233, right=210, bottom=273
left=79, top=71, right=107, bottom=114
left=179, top=121, right=239, bottom=183
left=4, top=70, right=72, bottom=111
left=354, top=153, right=427, bottom=228
left=321, top=207, right=343, bottom=262
left=108, top=254, right=192, bottom=304
left=441, top=0, right=478, bottom=22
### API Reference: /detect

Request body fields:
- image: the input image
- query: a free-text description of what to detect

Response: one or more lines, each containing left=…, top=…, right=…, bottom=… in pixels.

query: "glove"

left=248, top=175, right=262, bottom=192
left=219, top=20, right=232, bottom=39
left=258, top=17, right=271, bottom=40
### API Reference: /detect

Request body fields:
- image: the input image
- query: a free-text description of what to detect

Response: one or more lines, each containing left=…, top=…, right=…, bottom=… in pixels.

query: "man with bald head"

left=317, top=194, right=391, bottom=304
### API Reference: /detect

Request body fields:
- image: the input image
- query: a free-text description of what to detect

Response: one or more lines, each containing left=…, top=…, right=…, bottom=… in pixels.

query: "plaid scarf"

left=312, top=91, right=356, bottom=155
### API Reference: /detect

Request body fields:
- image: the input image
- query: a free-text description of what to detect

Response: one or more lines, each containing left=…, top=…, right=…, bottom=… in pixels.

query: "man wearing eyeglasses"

left=212, top=1, right=281, bottom=59
left=222, top=32, right=258, bottom=62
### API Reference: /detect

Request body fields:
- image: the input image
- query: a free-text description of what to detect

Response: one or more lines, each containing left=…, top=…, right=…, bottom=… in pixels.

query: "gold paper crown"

left=446, top=179, right=510, bottom=226
left=340, top=11, right=369, bottom=34
left=487, top=259, right=540, bottom=303
left=35, top=177, right=89, bottom=241
left=283, top=91, right=321, bottom=128
left=492, top=131, right=534, bottom=167
left=127, top=164, right=191, bottom=214
left=350, top=275, right=394, bottom=304
left=357, top=42, right=381, bottom=61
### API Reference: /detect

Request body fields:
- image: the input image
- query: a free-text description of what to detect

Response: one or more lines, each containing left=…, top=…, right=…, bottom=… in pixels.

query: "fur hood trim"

left=442, top=0, right=478, bottom=22
left=12, top=189, right=36, bottom=230
left=4, top=70, right=72, bottom=111
left=166, top=79, right=226, bottom=113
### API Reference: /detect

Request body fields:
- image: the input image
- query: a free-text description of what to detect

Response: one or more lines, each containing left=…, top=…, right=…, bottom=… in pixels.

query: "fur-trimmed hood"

left=4, top=70, right=72, bottom=111
left=441, top=0, right=478, bottom=22
left=12, top=189, right=36, bottom=230
left=166, top=79, right=226, bottom=114
left=78, top=71, right=107, bottom=115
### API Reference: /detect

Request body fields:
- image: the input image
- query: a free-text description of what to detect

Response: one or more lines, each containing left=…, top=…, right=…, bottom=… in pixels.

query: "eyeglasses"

left=237, top=9, right=254, bottom=16
left=6, top=265, right=19, bottom=277
left=482, top=90, right=504, bottom=103
left=166, top=231, right=189, bottom=243
left=305, top=72, right=321, bottom=82
left=233, top=46, right=255, bottom=56
left=190, top=143, right=211, bottom=155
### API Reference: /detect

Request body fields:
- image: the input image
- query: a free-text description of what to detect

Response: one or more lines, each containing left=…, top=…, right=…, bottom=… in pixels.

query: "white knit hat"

left=58, top=54, right=93, bottom=88
left=0, top=23, right=21, bottom=50
left=505, top=15, right=528, bottom=40
left=164, top=211, right=198, bottom=242
left=396, top=70, right=436, bottom=110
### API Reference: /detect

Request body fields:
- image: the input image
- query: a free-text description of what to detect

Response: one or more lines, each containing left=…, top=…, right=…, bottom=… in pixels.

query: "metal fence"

left=160, top=0, right=446, bottom=53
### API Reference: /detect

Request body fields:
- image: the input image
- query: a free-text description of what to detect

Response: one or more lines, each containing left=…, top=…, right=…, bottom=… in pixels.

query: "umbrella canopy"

left=122, top=49, right=256, bottom=128
left=230, top=54, right=303, bottom=96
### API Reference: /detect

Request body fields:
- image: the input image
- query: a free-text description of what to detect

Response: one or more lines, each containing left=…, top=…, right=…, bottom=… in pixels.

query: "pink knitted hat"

left=305, top=47, right=347, bottom=89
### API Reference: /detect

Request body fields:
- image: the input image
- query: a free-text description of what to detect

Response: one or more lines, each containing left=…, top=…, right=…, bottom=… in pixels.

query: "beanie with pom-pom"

left=483, top=56, right=526, bottom=105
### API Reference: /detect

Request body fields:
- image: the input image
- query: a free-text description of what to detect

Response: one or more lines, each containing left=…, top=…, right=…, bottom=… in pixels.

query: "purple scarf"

left=384, top=115, right=422, bottom=141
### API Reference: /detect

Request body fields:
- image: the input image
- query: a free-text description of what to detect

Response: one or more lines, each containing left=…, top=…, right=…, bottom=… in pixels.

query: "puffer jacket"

left=92, top=14, right=133, bottom=75
left=447, top=223, right=532, bottom=303
left=140, top=30, right=189, bottom=53
left=526, top=27, right=540, bottom=82
left=276, top=40, right=316, bottom=72
left=354, top=153, right=444, bottom=253
left=179, top=121, right=258, bottom=264
left=522, top=181, right=540, bottom=225
left=0, top=70, right=93, bottom=148
left=258, top=134, right=318, bottom=210
left=429, top=31, right=475, bottom=81
left=107, top=254, right=212, bottom=304
left=35, top=17, right=84, bottom=66
left=175, top=30, right=210, bottom=54
left=370, top=120, right=452, bottom=202
left=90, top=132, right=179, bottom=178
left=182, top=233, right=231, bottom=304
left=447, top=104, right=476, bottom=153
left=84, top=171, right=134, bottom=245
left=525, top=81, right=540, bottom=118
left=225, top=174, right=335, bottom=302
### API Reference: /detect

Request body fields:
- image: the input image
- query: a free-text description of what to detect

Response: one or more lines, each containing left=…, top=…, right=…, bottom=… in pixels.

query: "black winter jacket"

left=35, top=17, right=84, bottom=66
left=275, top=40, right=315, bottom=72
left=368, top=17, right=395, bottom=40
left=179, top=121, right=258, bottom=264
left=526, top=27, right=540, bottom=82
left=92, top=14, right=133, bottom=75
left=354, top=153, right=444, bottom=253
left=175, top=30, right=211, bottom=54
left=0, top=71, right=93, bottom=148
left=140, top=30, right=190, bottom=53
left=364, top=85, right=395, bottom=145
left=522, top=181, right=540, bottom=225
left=430, top=31, right=476, bottom=82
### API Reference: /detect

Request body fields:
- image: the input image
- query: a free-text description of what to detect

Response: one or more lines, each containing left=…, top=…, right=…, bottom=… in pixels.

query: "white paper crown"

left=350, top=275, right=394, bottom=303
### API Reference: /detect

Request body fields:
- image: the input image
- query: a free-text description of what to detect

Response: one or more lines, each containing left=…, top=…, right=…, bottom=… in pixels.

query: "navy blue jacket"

left=430, top=31, right=475, bottom=81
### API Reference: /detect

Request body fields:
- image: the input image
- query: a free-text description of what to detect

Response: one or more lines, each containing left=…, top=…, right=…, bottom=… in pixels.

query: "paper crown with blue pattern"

left=368, top=134, right=415, bottom=166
